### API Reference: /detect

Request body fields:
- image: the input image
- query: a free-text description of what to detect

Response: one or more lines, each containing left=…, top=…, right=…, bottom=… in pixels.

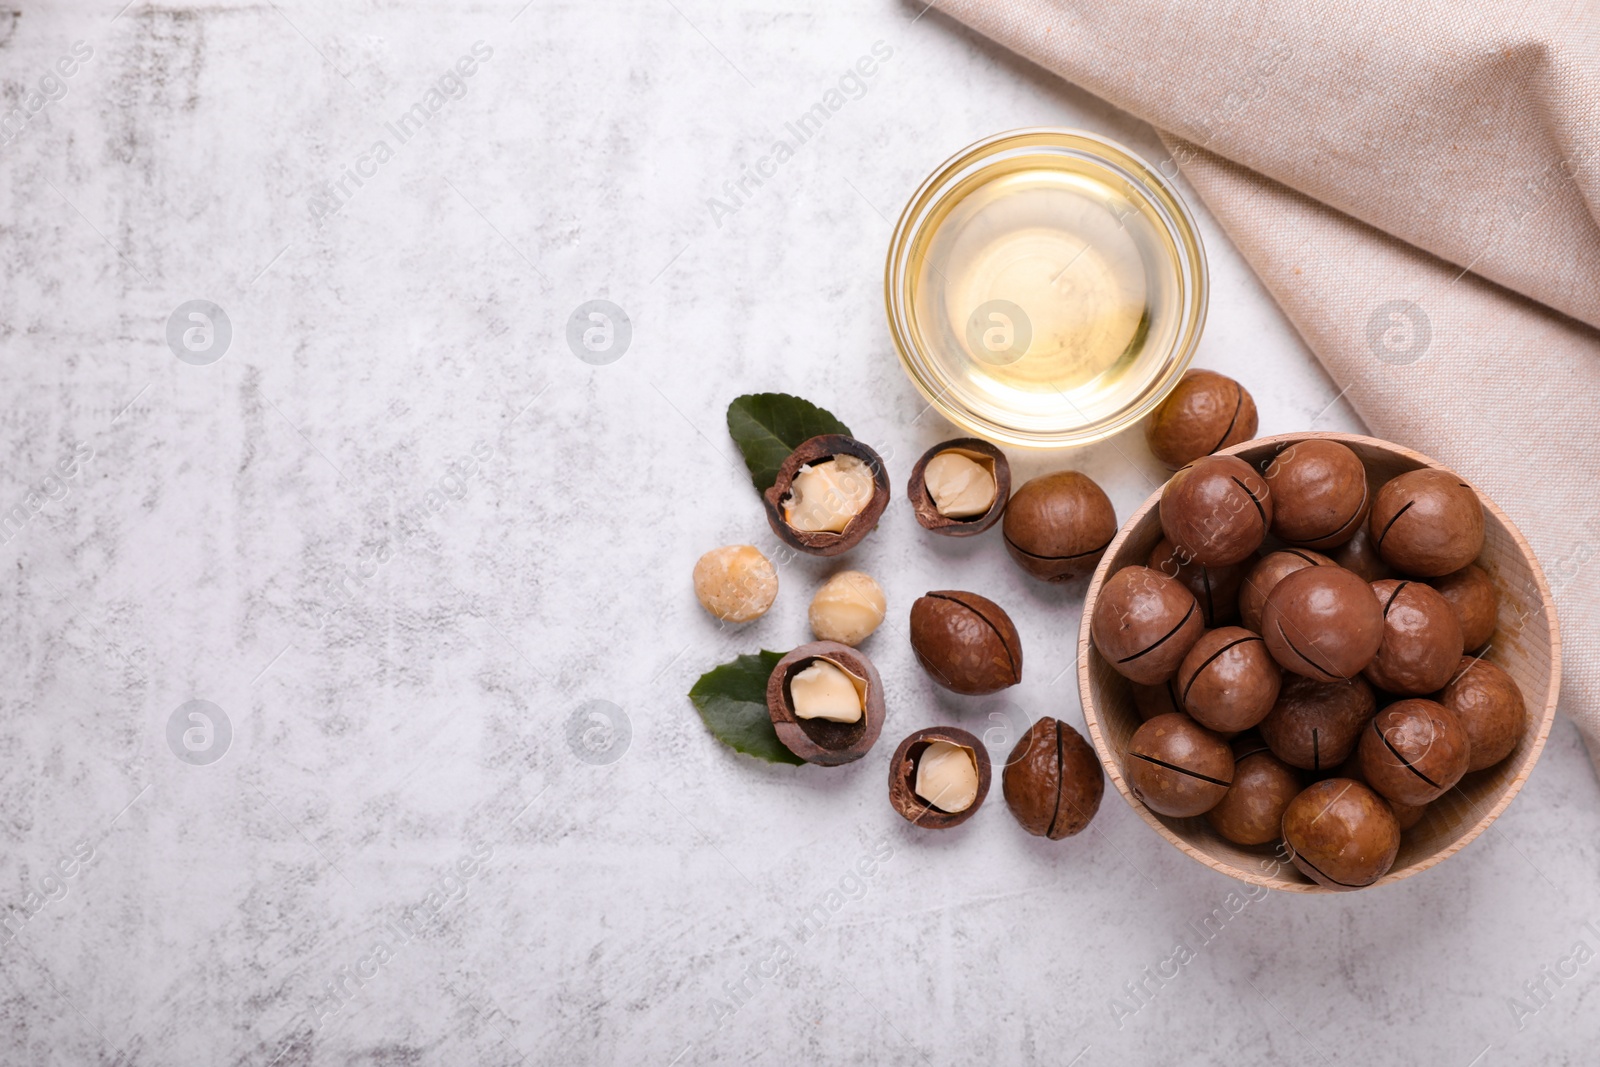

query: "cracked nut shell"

left=1261, top=565, right=1384, bottom=681
left=1363, top=580, right=1463, bottom=695
left=761, top=434, right=890, bottom=557
left=1261, top=439, right=1371, bottom=549
left=1125, top=713, right=1234, bottom=818
left=1002, top=470, right=1118, bottom=582
left=907, top=438, right=1009, bottom=536
left=887, top=726, right=991, bottom=829
left=1091, top=566, right=1205, bottom=685
left=1002, top=717, right=1104, bottom=839
left=1369, top=468, right=1485, bottom=577
left=1238, top=549, right=1335, bottom=634
left=1143, top=369, right=1258, bottom=469
left=1148, top=538, right=1251, bottom=627
left=1282, top=779, right=1400, bottom=890
left=1357, top=698, right=1470, bottom=806
left=1257, top=673, right=1376, bottom=772
left=1206, top=744, right=1301, bottom=846
left=765, top=642, right=886, bottom=766
left=909, top=590, right=1023, bottom=695
left=1175, top=627, right=1282, bottom=733
left=1160, top=455, right=1273, bottom=567
left=1438, top=657, right=1526, bottom=771
left=1431, top=565, right=1498, bottom=652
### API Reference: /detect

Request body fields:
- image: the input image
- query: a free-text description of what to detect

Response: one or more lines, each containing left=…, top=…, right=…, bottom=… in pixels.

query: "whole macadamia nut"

left=1143, top=369, right=1258, bottom=469
left=1002, top=717, right=1105, bottom=839
left=692, top=545, right=778, bottom=623
left=1369, top=468, right=1485, bottom=577
left=1439, top=657, right=1526, bottom=771
left=1261, top=566, right=1384, bottom=681
left=1002, top=471, right=1118, bottom=582
left=1330, top=523, right=1395, bottom=583
left=1160, top=455, right=1272, bottom=566
left=1149, top=538, right=1251, bottom=627
left=909, top=590, right=1023, bottom=695
left=1206, top=745, right=1301, bottom=846
left=1125, top=713, right=1234, bottom=818
left=1258, top=674, right=1376, bottom=772
left=1431, top=565, right=1498, bottom=652
left=1363, top=580, right=1464, bottom=695
left=1262, top=440, right=1371, bottom=549
left=1357, top=698, right=1470, bottom=806
left=1238, top=549, right=1335, bottom=634
left=1282, top=779, right=1400, bottom=890
left=1090, top=566, right=1205, bottom=685
left=1175, top=627, right=1282, bottom=733
left=808, top=570, right=886, bottom=646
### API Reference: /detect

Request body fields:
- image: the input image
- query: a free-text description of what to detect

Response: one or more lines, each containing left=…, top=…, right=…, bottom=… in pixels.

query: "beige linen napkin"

left=939, top=0, right=1600, bottom=771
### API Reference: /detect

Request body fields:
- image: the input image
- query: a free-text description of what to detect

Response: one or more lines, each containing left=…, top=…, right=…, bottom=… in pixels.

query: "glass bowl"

left=885, top=128, right=1208, bottom=449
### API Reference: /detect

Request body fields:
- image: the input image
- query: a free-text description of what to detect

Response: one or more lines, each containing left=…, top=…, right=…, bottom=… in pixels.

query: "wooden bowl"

left=1078, top=432, right=1561, bottom=892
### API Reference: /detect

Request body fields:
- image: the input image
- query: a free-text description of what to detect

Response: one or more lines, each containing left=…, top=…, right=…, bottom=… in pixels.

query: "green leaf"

left=726, top=393, right=852, bottom=492
left=688, top=650, right=805, bottom=766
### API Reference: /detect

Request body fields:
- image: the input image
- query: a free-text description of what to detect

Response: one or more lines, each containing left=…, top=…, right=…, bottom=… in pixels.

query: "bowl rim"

left=1076, top=431, right=1563, bottom=893
left=883, top=126, right=1209, bottom=450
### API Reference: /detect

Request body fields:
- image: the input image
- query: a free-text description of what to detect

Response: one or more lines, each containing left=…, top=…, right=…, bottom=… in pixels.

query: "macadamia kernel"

left=783, top=455, right=874, bottom=533
left=789, top=659, right=865, bottom=723
left=923, top=451, right=996, bottom=518
left=808, top=571, right=887, bottom=645
left=915, top=741, right=980, bottom=812
left=692, top=545, right=778, bottom=623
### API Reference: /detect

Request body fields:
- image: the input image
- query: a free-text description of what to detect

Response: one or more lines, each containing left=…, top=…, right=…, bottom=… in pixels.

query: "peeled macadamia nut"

left=924, top=451, right=996, bottom=518
left=1431, top=565, right=1498, bottom=652
left=808, top=571, right=886, bottom=646
left=1439, top=657, right=1525, bottom=771
left=1258, top=674, right=1376, bottom=772
left=1282, top=779, right=1400, bottom=890
left=1125, top=713, right=1234, bottom=818
left=692, top=545, right=778, bottom=623
left=1363, top=580, right=1463, bottom=695
left=1238, top=549, right=1335, bottom=634
left=1206, top=746, right=1300, bottom=846
left=1091, top=566, right=1205, bottom=685
left=1262, top=440, right=1370, bottom=549
left=1143, top=369, right=1258, bottom=469
left=1261, top=565, right=1384, bottom=681
left=1002, top=717, right=1104, bottom=839
left=784, top=455, right=874, bottom=533
left=1369, top=468, right=1485, bottom=576
left=788, top=659, right=864, bottom=723
left=1002, top=471, right=1118, bottom=582
left=1176, top=627, right=1282, bottom=733
left=1160, top=455, right=1272, bottom=566
left=915, top=741, right=981, bottom=813
left=1358, top=698, right=1470, bottom=806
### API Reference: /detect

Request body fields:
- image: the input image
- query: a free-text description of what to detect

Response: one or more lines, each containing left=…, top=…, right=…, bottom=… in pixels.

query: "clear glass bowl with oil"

left=886, top=128, right=1208, bottom=449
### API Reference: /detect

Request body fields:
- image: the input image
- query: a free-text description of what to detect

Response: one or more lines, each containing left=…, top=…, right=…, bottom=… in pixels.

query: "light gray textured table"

left=3, top=2, right=1596, bottom=1064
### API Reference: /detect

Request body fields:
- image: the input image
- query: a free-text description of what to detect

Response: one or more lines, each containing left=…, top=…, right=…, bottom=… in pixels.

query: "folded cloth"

left=940, top=0, right=1600, bottom=772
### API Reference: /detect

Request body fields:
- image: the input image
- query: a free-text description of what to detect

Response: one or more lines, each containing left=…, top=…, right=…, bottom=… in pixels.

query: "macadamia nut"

left=692, top=545, right=778, bottom=623
left=808, top=571, right=886, bottom=645
left=915, top=741, right=980, bottom=812
left=788, top=659, right=865, bottom=723
left=784, top=455, right=874, bottom=533
left=923, top=451, right=996, bottom=518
